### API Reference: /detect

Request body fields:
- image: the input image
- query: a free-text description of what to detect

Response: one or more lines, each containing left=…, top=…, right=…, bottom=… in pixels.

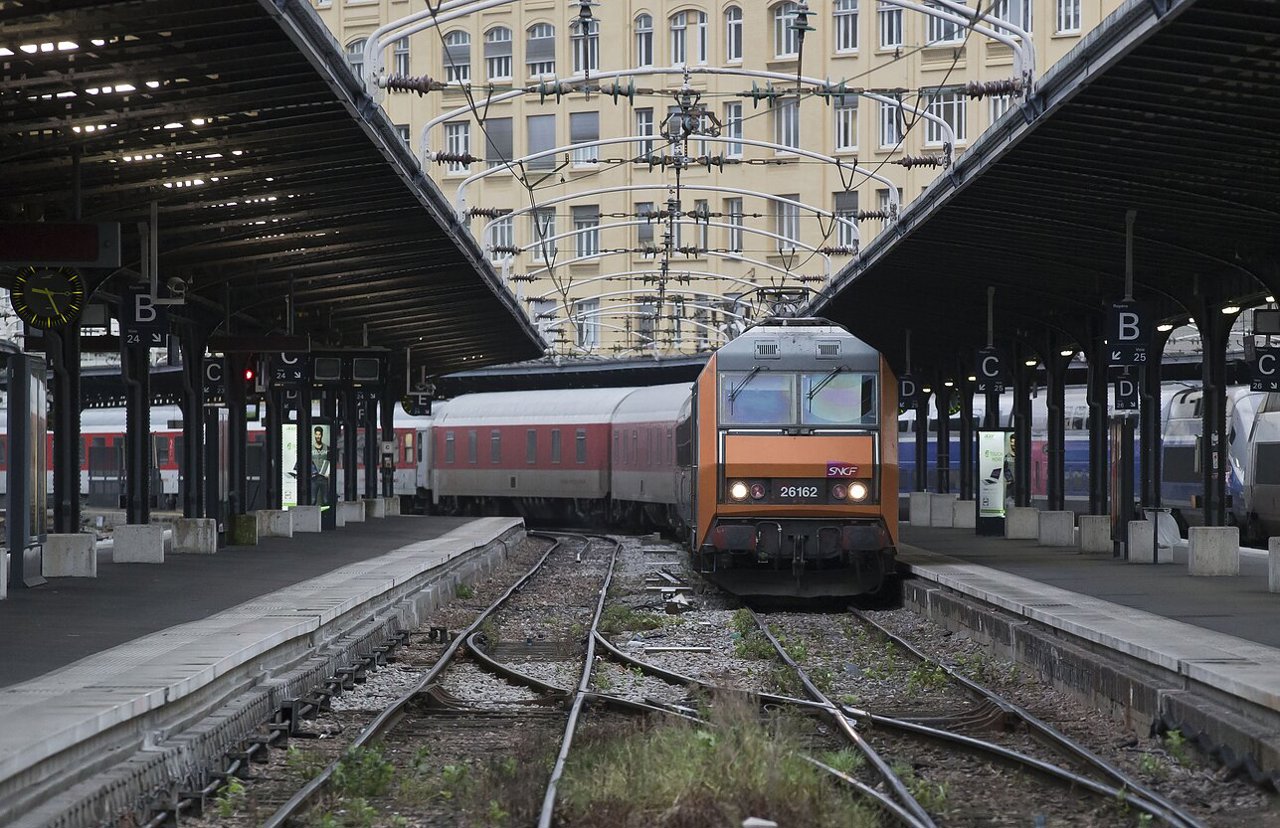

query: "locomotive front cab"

left=691, top=320, right=899, bottom=597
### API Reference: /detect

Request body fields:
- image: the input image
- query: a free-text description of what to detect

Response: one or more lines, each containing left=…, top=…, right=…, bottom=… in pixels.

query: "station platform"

left=0, top=514, right=525, bottom=826
left=898, top=523, right=1280, bottom=784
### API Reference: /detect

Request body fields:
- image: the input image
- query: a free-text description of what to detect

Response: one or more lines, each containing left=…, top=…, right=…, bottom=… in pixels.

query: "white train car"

left=608, top=383, right=689, bottom=526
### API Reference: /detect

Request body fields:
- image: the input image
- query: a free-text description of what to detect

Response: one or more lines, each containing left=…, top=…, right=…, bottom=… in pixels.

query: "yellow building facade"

left=314, top=0, right=1120, bottom=356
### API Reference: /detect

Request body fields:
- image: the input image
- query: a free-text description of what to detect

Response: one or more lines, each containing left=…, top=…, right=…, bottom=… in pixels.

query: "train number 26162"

left=778, top=485, right=819, bottom=499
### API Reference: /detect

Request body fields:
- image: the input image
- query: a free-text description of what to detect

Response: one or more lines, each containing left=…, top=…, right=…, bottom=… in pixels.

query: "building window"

left=834, top=191, right=859, bottom=248
left=638, top=301, right=657, bottom=346
left=775, top=98, right=800, bottom=152
left=572, top=205, right=599, bottom=257
left=526, top=23, right=555, bottom=76
left=725, top=197, right=744, bottom=253
left=395, top=124, right=411, bottom=145
left=877, top=186, right=903, bottom=222
left=774, top=3, right=800, bottom=58
left=636, top=202, right=655, bottom=246
left=878, top=2, right=903, bottom=48
left=724, top=102, right=743, bottom=157
left=531, top=208, right=556, bottom=262
left=776, top=196, right=800, bottom=250
left=393, top=37, right=410, bottom=76
left=834, top=95, right=858, bottom=151
left=489, top=213, right=513, bottom=261
left=574, top=299, right=600, bottom=348
left=993, top=0, right=1033, bottom=33
left=346, top=38, right=366, bottom=77
left=693, top=11, right=709, bottom=64
left=526, top=113, right=556, bottom=171
left=924, top=88, right=965, bottom=145
left=879, top=100, right=902, bottom=148
left=444, top=121, right=470, bottom=173
left=927, top=1, right=964, bottom=44
left=1056, top=0, right=1080, bottom=32
left=670, top=12, right=688, bottom=65
left=990, top=94, right=1013, bottom=122
left=725, top=6, right=743, bottom=61
left=570, top=111, right=598, bottom=166
left=834, top=0, right=858, bottom=52
left=443, top=30, right=470, bottom=83
left=694, top=199, right=710, bottom=252
left=485, top=27, right=512, bottom=81
left=484, top=117, right=513, bottom=168
left=531, top=298, right=557, bottom=339
left=635, top=108, right=654, bottom=160
left=572, top=19, right=599, bottom=74
left=634, top=14, right=654, bottom=67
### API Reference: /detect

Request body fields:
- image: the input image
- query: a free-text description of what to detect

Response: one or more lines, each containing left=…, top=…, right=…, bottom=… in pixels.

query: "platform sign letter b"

left=1108, top=301, right=1149, bottom=366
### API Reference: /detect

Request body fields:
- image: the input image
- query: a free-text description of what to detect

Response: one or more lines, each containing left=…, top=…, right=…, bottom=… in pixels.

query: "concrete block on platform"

left=1127, top=521, right=1155, bottom=563
left=42, top=533, right=97, bottom=577
left=228, top=514, right=259, bottom=547
left=0, top=550, right=6, bottom=599
left=908, top=492, right=931, bottom=525
left=257, top=510, right=293, bottom=539
left=364, top=498, right=386, bottom=520
left=1005, top=507, right=1039, bottom=540
left=952, top=500, right=976, bottom=529
left=1188, top=526, right=1239, bottom=576
left=385, top=497, right=402, bottom=516
left=112, top=524, right=164, bottom=563
left=290, top=505, right=322, bottom=533
left=1271, top=539, right=1280, bottom=593
left=340, top=500, right=365, bottom=524
left=1079, top=515, right=1112, bottom=553
left=335, top=505, right=346, bottom=528
left=1038, top=511, right=1075, bottom=547
left=174, top=518, right=217, bottom=554
left=929, top=493, right=958, bottom=527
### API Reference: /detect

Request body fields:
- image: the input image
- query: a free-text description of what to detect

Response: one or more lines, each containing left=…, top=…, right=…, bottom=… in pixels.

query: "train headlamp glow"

left=848, top=481, right=870, bottom=502
left=729, top=481, right=749, bottom=501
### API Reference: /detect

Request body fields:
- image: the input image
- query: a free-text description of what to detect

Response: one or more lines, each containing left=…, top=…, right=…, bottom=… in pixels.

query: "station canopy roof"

left=1, top=0, right=544, bottom=374
left=807, top=0, right=1280, bottom=378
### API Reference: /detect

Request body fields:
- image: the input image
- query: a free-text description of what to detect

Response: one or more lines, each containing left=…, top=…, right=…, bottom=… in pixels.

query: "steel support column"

left=1044, top=346, right=1071, bottom=513
left=297, top=387, right=313, bottom=506
left=120, top=341, right=151, bottom=525
left=225, top=353, right=248, bottom=517
left=958, top=379, right=975, bottom=501
left=1198, top=301, right=1237, bottom=528
left=1011, top=354, right=1034, bottom=508
left=265, top=386, right=282, bottom=510
left=933, top=382, right=951, bottom=493
left=1086, top=326, right=1109, bottom=516
left=179, top=331, right=206, bottom=518
left=380, top=384, right=397, bottom=499
left=363, top=398, right=378, bottom=500
left=1140, top=328, right=1173, bottom=509
left=914, top=392, right=929, bottom=492
left=343, top=388, right=359, bottom=502
left=47, top=328, right=82, bottom=533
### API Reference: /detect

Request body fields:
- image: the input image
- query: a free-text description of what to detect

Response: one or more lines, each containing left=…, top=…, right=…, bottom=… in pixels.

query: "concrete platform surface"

left=0, top=516, right=477, bottom=688
left=900, top=525, right=1280, bottom=713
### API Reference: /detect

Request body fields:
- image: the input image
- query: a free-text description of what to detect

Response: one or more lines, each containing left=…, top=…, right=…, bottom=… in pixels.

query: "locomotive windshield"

left=801, top=371, right=878, bottom=426
left=718, top=370, right=879, bottom=427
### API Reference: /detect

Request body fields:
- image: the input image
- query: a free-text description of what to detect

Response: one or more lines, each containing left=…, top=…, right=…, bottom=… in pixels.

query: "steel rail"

left=852, top=610, right=1205, bottom=828
left=537, top=535, right=621, bottom=828
left=261, top=532, right=565, bottom=828
left=747, top=608, right=937, bottom=828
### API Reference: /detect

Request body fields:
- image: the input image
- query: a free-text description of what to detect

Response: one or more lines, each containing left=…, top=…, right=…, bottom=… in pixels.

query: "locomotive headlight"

left=749, top=482, right=767, bottom=500
left=848, top=481, right=870, bottom=502
left=831, top=483, right=848, bottom=500
left=729, top=480, right=749, bottom=501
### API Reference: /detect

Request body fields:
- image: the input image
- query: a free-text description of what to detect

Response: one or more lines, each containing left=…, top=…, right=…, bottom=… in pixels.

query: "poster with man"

left=309, top=424, right=332, bottom=507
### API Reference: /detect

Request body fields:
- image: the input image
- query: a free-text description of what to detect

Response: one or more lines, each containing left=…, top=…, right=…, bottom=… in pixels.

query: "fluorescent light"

left=1024, top=359, right=1038, bottom=367
left=1059, top=349, right=1074, bottom=357
left=1156, top=323, right=1174, bottom=332
left=1222, top=305, right=1240, bottom=314
left=966, top=375, right=976, bottom=382
left=943, top=381, right=954, bottom=387
left=1268, top=296, right=1275, bottom=303
left=921, top=387, right=932, bottom=394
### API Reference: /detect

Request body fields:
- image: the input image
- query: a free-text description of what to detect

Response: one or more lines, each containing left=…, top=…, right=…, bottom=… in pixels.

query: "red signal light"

left=243, top=367, right=256, bottom=383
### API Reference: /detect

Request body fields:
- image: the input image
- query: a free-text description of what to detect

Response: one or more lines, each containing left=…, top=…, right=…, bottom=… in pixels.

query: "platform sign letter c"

left=1261, top=353, right=1277, bottom=376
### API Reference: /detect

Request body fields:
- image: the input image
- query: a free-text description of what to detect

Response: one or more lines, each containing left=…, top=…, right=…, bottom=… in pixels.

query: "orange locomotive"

left=674, top=318, right=899, bottom=599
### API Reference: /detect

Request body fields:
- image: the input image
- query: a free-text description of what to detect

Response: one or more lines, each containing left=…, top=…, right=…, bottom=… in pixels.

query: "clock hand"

left=34, top=287, right=62, bottom=316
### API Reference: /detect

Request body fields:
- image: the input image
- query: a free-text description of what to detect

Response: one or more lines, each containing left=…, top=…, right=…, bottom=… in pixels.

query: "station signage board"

left=975, top=346, right=1004, bottom=394
left=402, top=394, right=432, bottom=417
left=898, top=374, right=919, bottom=414
left=1249, top=345, right=1280, bottom=392
left=122, top=286, right=167, bottom=347
left=1108, top=300, right=1150, bottom=366
left=203, top=357, right=225, bottom=399
left=271, top=352, right=308, bottom=386
left=1113, top=376, right=1139, bottom=411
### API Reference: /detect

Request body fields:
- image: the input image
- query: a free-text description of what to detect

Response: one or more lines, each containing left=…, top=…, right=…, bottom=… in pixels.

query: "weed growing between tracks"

left=555, top=694, right=877, bottom=827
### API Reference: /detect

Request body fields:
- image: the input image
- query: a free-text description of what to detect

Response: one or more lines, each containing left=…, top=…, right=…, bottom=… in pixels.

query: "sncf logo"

left=826, top=463, right=859, bottom=477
